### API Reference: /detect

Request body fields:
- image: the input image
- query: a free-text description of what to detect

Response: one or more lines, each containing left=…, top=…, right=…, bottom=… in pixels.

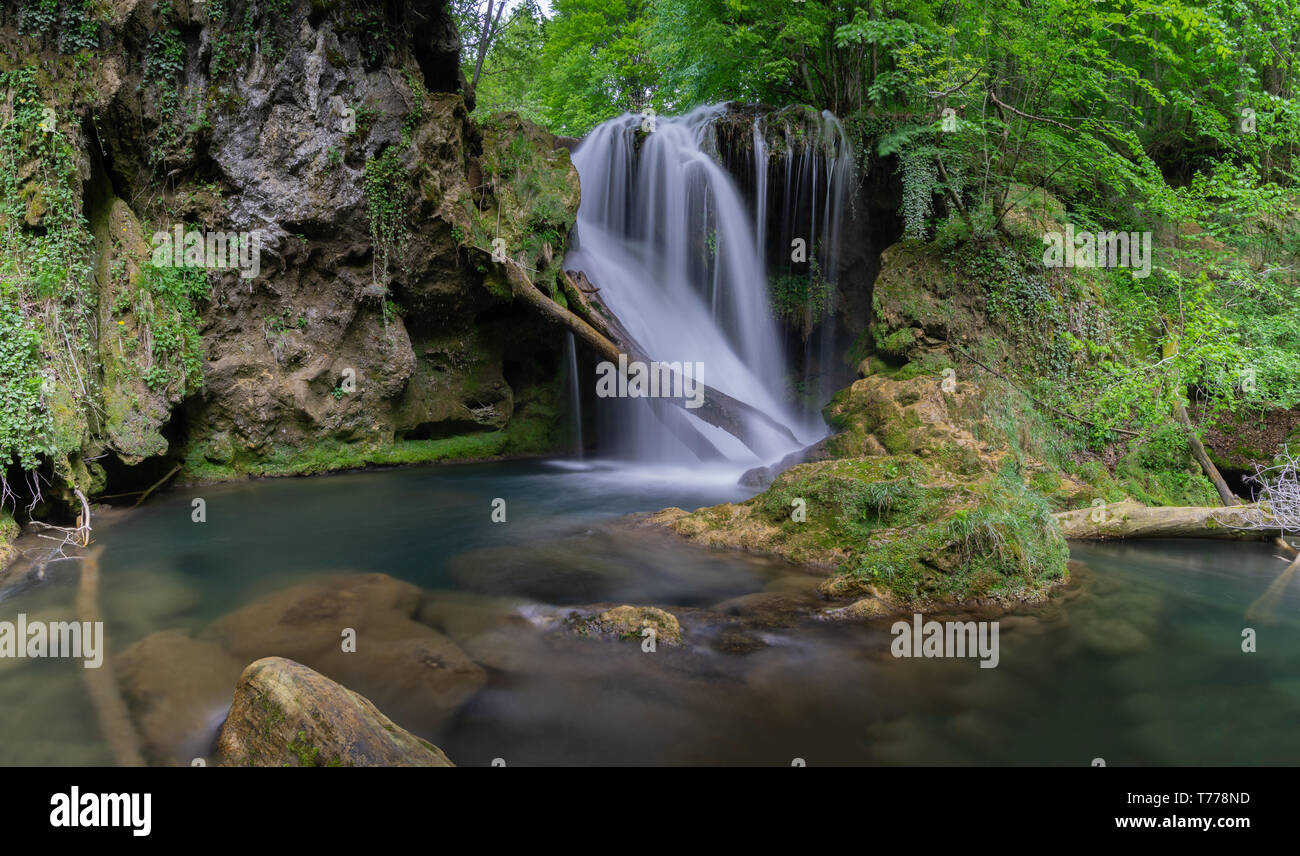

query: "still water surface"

left=1, top=460, right=1296, bottom=765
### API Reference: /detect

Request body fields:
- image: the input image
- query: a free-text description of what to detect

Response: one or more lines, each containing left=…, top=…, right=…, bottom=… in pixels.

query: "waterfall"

left=564, top=332, right=584, bottom=459
left=759, top=108, right=856, bottom=409
left=565, top=105, right=815, bottom=470
left=752, top=116, right=768, bottom=255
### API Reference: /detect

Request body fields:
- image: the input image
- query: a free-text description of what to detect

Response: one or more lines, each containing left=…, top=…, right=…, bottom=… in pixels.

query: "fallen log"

left=490, top=254, right=800, bottom=455
left=1054, top=499, right=1280, bottom=541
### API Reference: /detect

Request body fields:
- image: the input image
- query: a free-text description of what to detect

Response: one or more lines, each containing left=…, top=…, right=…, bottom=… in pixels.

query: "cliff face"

left=0, top=0, right=580, bottom=508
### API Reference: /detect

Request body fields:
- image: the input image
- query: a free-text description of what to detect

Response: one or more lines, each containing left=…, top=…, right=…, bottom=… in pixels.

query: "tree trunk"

left=1174, top=400, right=1239, bottom=506
left=471, top=0, right=506, bottom=89
left=1054, top=499, right=1275, bottom=541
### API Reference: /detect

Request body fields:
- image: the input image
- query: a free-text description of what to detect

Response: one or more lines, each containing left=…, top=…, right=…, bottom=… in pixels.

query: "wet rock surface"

left=215, top=657, right=454, bottom=767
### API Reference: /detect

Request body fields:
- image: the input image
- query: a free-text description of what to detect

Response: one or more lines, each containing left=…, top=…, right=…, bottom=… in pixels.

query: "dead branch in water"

left=481, top=250, right=800, bottom=455
left=29, top=487, right=92, bottom=551
left=76, top=546, right=145, bottom=766
left=1245, top=551, right=1300, bottom=623
left=1240, top=449, right=1300, bottom=619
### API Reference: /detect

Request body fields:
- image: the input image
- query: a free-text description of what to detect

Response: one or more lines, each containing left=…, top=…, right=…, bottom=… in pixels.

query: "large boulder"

left=215, top=657, right=453, bottom=767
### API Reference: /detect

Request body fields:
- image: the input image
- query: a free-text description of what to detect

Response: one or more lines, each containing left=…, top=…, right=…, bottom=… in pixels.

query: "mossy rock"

left=215, top=657, right=454, bottom=767
left=0, top=509, right=19, bottom=570
left=658, top=373, right=1075, bottom=608
left=589, top=605, right=682, bottom=645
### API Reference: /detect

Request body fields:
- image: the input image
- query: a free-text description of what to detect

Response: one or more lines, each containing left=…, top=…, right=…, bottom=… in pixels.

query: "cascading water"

left=564, top=331, right=584, bottom=459
left=565, top=105, right=820, bottom=471
left=756, top=108, right=857, bottom=409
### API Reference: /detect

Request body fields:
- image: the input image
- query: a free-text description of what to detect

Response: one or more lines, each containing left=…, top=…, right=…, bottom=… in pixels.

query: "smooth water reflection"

left=1, top=461, right=1296, bottom=765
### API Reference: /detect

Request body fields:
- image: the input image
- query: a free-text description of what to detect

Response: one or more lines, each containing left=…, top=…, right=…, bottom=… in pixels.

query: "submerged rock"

left=710, top=591, right=821, bottom=628
left=200, top=573, right=486, bottom=734
left=216, top=657, right=453, bottom=767
left=116, top=631, right=245, bottom=766
left=448, top=525, right=768, bottom=605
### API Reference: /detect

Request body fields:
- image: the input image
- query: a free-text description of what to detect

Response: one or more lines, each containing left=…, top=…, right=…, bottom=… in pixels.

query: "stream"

left=1, top=459, right=1297, bottom=766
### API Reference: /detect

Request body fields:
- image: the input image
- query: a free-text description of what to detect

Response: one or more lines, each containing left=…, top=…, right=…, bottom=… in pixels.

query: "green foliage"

left=401, top=67, right=426, bottom=145
left=768, top=259, right=832, bottom=339
left=465, top=114, right=578, bottom=287
left=756, top=456, right=937, bottom=543
left=941, top=468, right=1066, bottom=581
left=456, top=0, right=548, bottom=123
left=0, top=302, right=51, bottom=471
left=132, top=259, right=210, bottom=395
left=206, top=0, right=253, bottom=79
left=16, top=0, right=100, bottom=53
left=364, top=147, right=408, bottom=286
left=142, top=9, right=190, bottom=168
left=850, top=465, right=1068, bottom=601
left=898, top=146, right=938, bottom=241
left=0, top=67, right=96, bottom=477
left=459, top=0, right=657, bottom=134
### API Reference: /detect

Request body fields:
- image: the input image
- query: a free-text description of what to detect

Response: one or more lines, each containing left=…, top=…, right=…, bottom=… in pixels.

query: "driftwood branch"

left=30, top=488, right=92, bottom=551
left=1241, top=448, right=1300, bottom=533
left=1245, top=552, right=1300, bottom=622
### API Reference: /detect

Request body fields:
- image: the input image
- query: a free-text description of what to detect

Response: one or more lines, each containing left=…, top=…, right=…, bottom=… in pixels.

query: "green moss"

left=181, top=406, right=561, bottom=482
left=755, top=456, right=940, bottom=545
left=847, top=467, right=1069, bottom=602
left=0, top=509, right=19, bottom=544
left=460, top=113, right=580, bottom=291
left=252, top=692, right=286, bottom=741
left=892, top=352, right=954, bottom=381
left=0, top=65, right=101, bottom=495
left=875, top=326, right=920, bottom=360
left=287, top=730, right=326, bottom=767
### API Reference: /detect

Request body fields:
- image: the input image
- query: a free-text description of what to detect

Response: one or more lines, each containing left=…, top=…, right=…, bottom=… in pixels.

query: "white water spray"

left=565, top=104, right=854, bottom=474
